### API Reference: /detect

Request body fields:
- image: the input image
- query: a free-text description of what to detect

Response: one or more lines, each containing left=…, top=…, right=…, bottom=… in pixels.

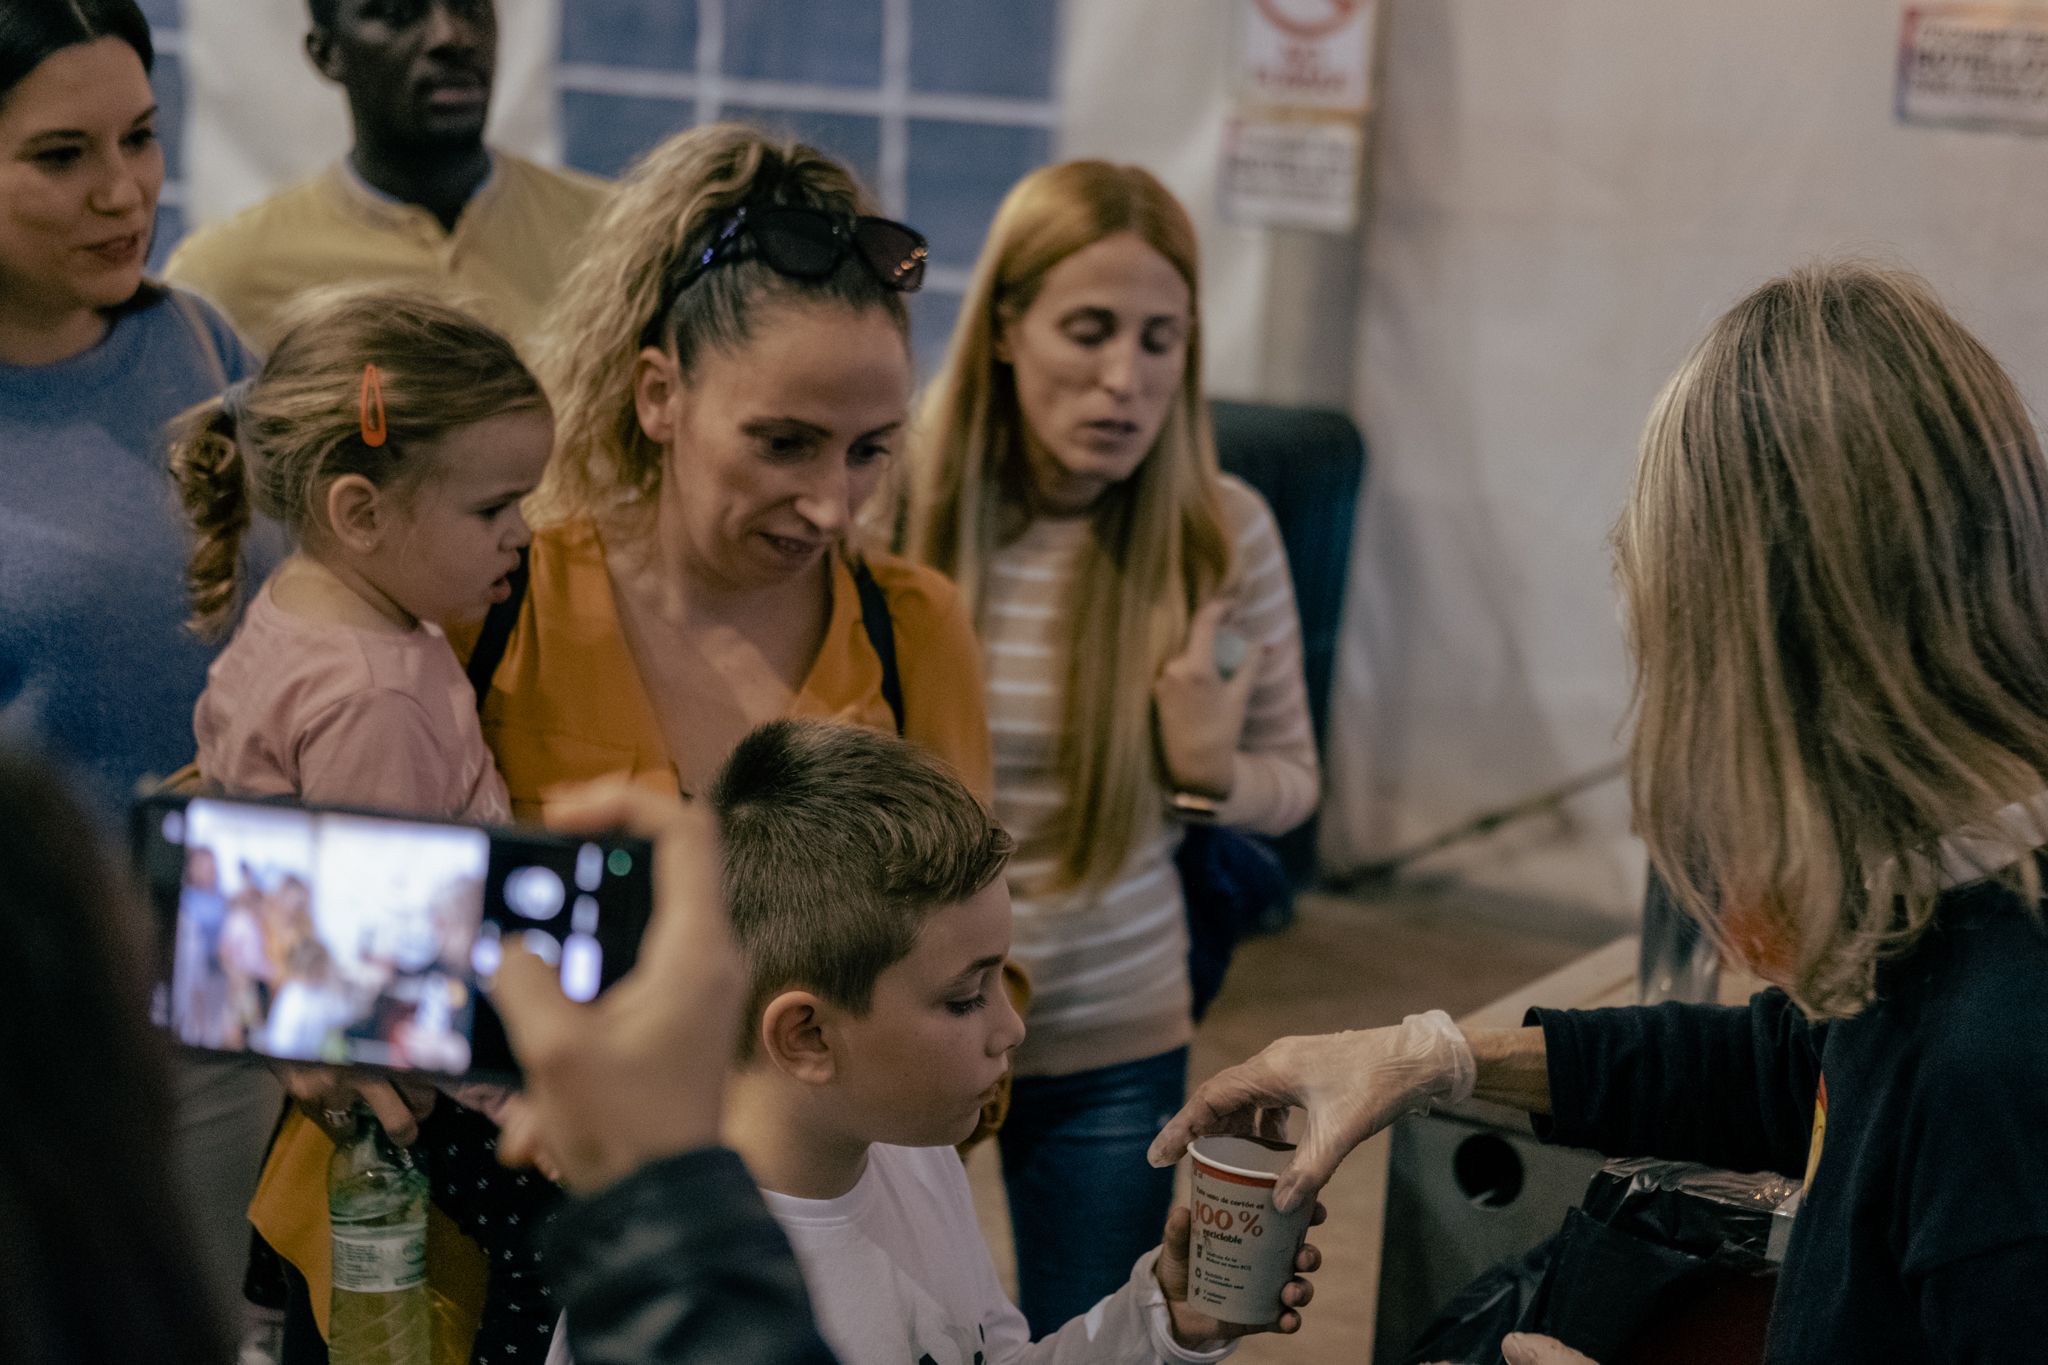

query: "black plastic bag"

left=1399, top=1238, right=1553, bottom=1365
left=1520, top=1208, right=1719, bottom=1359
left=1398, top=1158, right=1797, bottom=1364
left=1577, top=1158, right=1797, bottom=1269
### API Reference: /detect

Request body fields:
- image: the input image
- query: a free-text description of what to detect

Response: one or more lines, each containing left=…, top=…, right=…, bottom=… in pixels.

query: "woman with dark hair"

left=0, top=0, right=256, bottom=807
left=0, top=0, right=281, bottom=1313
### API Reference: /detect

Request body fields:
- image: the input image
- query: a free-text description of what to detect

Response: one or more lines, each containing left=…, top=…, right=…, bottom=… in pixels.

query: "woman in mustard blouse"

left=493, top=121, right=992, bottom=808
left=250, top=123, right=1000, bottom=1364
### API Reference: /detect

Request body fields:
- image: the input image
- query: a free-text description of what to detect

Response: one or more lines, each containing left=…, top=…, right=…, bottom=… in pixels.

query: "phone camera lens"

left=505, top=866, right=565, bottom=920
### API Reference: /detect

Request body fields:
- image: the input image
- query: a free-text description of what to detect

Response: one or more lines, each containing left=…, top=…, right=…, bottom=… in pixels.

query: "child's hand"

left=440, top=1081, right=514, bottom=1125
left=1154, top=1201, right=1323, bottom=1347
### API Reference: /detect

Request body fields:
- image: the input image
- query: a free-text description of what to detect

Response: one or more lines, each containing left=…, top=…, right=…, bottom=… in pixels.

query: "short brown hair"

left=709, top=720, right=1011, bottom=1053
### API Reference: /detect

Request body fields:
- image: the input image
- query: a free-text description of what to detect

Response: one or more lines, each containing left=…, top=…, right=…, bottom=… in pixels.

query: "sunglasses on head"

left=646, top=204, right=929, bottom=341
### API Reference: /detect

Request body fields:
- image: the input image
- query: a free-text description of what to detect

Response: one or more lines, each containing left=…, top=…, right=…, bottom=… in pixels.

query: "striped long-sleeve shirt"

left=984, top=474, right=1320, bottom=1077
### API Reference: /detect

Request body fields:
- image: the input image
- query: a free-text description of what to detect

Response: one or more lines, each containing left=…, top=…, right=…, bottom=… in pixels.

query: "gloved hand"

left=1147, top=1010, right=1476, bottom=1212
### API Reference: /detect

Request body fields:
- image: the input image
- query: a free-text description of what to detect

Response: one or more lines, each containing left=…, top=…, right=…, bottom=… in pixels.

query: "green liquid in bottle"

left=328, top=1105, right=430, bottom=1365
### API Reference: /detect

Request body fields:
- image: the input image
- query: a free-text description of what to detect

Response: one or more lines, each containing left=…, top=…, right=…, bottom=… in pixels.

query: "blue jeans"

left=998, top=1047, right=1189, bottom=1338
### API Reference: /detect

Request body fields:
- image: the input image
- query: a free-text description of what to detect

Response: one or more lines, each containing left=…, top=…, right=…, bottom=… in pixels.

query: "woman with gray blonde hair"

left=1152, top=262, right=2048, bottom=1362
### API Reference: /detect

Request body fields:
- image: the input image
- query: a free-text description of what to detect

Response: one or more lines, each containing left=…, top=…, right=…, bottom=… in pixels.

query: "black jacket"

left=1533, top=878, right=2048, bottom=1363
left=546, top=1146, right=838, bottom=1365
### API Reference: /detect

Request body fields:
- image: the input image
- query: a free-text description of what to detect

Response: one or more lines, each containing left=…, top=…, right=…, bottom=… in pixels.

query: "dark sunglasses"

left=647, top=205, right=929, bottom=341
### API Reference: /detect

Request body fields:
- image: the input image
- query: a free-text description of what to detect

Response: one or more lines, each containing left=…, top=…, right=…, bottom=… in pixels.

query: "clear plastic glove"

left=1501, top=1332, right=1600, bottom=1365
left=1147, top=1011, right=1476, bottom=1212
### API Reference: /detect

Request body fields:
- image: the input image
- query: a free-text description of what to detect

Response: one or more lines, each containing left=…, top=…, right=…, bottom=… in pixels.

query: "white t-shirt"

left=762, top=1143, right=1233, bottom=1365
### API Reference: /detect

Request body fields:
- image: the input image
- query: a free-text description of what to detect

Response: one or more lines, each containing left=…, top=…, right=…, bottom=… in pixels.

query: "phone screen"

left=133, top=793, right=653, bottom=1082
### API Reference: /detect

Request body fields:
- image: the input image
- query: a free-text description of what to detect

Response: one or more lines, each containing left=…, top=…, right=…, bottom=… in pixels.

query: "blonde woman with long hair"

left=907, top=161, right=1319, bottom=1331
left=1155, top=262, right=2048, bottom=1362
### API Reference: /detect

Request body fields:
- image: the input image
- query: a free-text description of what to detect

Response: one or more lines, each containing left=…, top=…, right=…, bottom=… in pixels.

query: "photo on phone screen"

left=134, top=793, right=653, bottom=1082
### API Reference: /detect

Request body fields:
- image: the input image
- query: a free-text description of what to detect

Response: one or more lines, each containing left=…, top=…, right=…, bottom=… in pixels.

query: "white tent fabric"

left=1057, top=2, right=1276, bottom=400
left=172, top=1, right=2048, bottom=918
left=1324, top=0, right=2048, bottom=913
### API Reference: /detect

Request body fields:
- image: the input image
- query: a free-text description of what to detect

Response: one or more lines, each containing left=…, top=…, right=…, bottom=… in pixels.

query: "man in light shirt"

left=166, top=0, right=608, bottom=351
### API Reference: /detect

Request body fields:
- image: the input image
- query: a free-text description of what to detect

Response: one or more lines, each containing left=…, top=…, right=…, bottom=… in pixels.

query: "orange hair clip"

left=358, top=362, right=388, bottom=448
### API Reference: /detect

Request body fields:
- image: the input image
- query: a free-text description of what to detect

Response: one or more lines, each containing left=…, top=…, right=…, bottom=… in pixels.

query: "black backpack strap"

left=466, top=545, right=530, bottom=710
left=850, top=557, right=905, bottom=736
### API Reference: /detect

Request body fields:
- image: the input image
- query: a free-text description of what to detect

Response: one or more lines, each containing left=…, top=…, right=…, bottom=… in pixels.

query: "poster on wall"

left=1225, top=0, right=1379, bottom=232
left=1222, top=116, right=1366, bottom=231
left=1239, top=0, right=1377, bottom=113
left=1897, top=4, right=2048, bottom=133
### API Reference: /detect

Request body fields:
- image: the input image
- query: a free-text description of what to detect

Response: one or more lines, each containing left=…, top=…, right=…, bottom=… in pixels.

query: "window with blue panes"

left=559, top=0, right=1061, bottom=373
left=141, top=0, right=187, bottom=272
left=143, top=0, right=1061, bottom=368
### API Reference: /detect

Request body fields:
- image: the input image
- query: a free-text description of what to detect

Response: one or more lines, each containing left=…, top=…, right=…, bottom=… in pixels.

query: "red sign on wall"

left=1241, top=0, right=1376, bottom=113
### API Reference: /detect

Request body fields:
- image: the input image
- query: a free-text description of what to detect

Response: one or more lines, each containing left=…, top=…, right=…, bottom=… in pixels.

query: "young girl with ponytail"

left=170, top=286, right=560, bottom=1363
left=175, top=288, right=547, bottom=814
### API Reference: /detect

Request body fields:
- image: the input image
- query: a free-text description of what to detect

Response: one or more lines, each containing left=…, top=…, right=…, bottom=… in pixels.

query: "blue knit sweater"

left=0, top=288, right=257, bottom=820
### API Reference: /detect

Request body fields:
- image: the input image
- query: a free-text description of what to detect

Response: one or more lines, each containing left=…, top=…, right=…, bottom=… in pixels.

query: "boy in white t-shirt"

left=706, top=720, right=1320, bottom=1365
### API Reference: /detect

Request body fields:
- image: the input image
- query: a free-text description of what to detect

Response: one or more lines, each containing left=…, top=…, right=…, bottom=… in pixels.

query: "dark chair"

left=1209, top=400, right=1368, bottom=889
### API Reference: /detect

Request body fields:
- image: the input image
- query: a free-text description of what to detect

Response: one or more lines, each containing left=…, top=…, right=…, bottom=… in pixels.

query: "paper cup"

left=1186, top=1135, right=1315, bottom=1325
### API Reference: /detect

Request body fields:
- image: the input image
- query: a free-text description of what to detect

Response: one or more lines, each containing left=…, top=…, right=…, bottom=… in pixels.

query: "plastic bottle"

left=327, top=1103, right=430, bottom=1365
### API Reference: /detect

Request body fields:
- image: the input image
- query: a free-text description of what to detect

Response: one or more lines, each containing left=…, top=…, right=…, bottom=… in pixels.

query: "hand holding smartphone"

left=134, top=793, right=654, bottom=1084
left=489, top=784, right=747, bottom=1190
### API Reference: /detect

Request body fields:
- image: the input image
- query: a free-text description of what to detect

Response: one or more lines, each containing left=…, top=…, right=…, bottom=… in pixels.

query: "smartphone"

left=133, top=791, right=654, bottom=1083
